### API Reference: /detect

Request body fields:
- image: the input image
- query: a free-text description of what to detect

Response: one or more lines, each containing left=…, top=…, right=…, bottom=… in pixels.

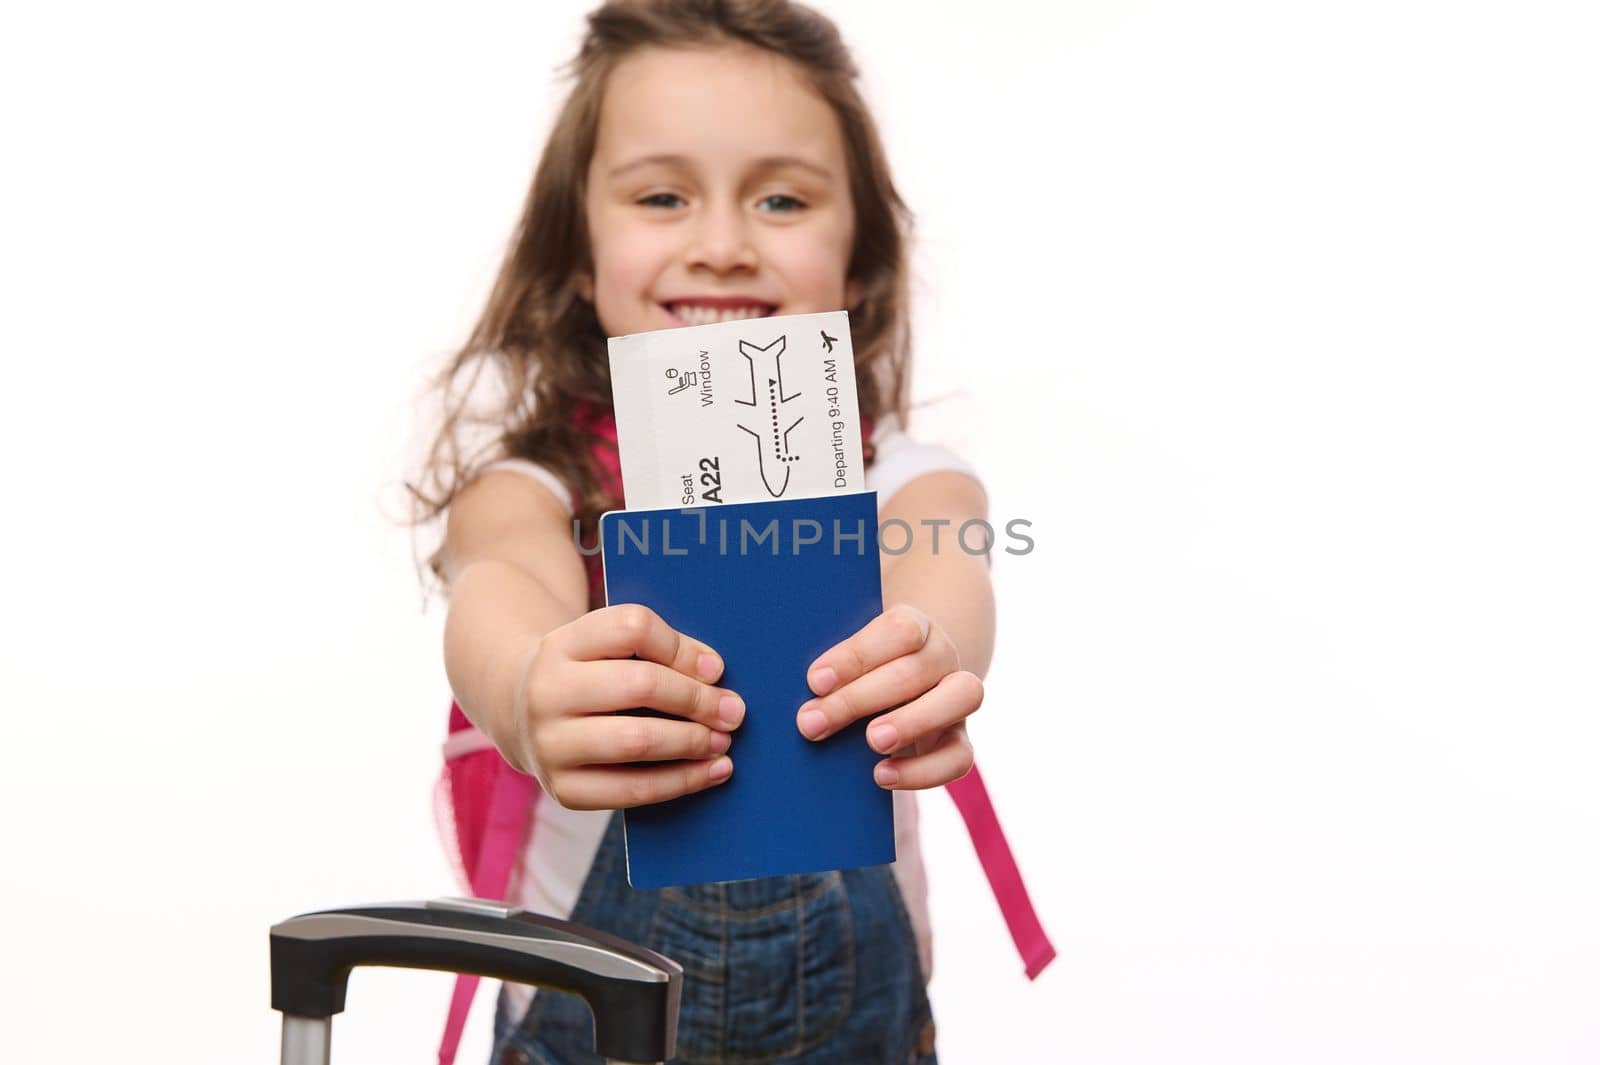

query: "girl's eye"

left=638, top=192, right=685, bottom=209
left=758, top=194, right=806, bottom=213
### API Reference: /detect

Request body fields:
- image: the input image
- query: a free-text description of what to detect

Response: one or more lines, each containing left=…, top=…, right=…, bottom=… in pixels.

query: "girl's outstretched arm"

left=794, top=471, right=996, bottom=790
left=441, top=470, right=591, bottom=753
left=879, top=471, right=997, bottom=679
left=442, top=470, right=743, bottom=808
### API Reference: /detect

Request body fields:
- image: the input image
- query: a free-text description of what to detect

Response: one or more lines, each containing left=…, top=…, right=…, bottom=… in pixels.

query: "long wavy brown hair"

left=404, top=0, right=916, bottom=601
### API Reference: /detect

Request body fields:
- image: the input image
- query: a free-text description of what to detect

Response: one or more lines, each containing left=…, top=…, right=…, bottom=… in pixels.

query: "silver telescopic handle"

left=269, top=898, right=682, bottom=1065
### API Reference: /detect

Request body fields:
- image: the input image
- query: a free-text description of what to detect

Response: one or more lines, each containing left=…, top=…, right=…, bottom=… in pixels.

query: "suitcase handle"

left=269, top=897, right=681, bottom=1065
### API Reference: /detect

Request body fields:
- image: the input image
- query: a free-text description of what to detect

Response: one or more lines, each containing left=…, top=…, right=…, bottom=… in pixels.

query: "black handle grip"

left=269, top=898, right=681, bottom=1064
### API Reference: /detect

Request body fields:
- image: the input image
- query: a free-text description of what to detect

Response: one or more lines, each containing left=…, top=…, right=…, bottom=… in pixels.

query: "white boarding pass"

left=607, top=310, right=865, bottom=509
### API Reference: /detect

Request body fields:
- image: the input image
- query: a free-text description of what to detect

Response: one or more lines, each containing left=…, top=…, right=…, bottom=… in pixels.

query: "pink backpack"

left=432, top=400, right=1054, bottom=1064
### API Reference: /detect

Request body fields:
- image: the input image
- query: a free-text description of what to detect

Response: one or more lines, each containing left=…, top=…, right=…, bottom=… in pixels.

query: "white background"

left=3, top=0, right=1597, bottom=1061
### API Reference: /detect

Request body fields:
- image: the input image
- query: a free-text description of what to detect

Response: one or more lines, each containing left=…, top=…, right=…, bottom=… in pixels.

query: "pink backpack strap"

left=436, top=734, right=539, bottom=1065
left=947, top=763, right=1057, bottom=978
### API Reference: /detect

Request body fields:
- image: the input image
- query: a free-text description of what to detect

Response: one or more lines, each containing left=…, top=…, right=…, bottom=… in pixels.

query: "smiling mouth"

left=662, top=302, right=779, bottom=326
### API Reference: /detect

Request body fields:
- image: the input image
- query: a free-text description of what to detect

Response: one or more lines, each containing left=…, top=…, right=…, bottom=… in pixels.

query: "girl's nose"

left=684, top=201, right=758, bottom=275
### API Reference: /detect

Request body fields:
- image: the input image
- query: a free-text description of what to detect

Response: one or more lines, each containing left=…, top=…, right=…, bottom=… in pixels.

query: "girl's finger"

left=574, top=658, right=745, bottom=732
left=564, top=603, right=726, bottom=684
left=860, top=670, right=984, bottom=755
left=795, top=635, right=959, bottom=741
left=804, top=603, right=932, bottom=698
left=551, top=756, right=734, bottom=811
left=554, top=714, right=733, bottom=767
left=873, top=726, right=974, bottom=791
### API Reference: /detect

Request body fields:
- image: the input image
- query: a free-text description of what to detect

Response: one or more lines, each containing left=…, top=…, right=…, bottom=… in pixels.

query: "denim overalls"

left=489, top=811, right=939, bottom=1065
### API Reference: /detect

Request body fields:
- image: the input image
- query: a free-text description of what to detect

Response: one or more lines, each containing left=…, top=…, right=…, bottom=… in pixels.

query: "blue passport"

left=599, top=491, right=894, bottom=888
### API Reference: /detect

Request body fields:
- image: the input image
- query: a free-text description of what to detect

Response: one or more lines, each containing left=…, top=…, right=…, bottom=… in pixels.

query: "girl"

left=407, top=2, right=1043, bottom=1061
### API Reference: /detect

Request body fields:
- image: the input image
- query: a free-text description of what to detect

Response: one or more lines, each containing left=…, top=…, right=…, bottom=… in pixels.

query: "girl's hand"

left=794, top=603, right=983, bottom=790
left=511, top=604, right=745, bottom=810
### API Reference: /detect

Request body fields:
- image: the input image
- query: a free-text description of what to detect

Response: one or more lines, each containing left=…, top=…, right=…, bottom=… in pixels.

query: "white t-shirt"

left=481, top=414, right=981, bottom=1020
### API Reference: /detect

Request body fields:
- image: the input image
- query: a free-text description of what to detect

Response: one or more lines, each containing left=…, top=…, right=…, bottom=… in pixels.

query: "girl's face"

left=578, top=44, right=861, bottom=337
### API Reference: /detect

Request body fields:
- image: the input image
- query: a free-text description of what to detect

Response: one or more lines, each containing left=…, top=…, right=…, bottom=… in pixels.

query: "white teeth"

left=670, top=303, right=769, bottom=325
